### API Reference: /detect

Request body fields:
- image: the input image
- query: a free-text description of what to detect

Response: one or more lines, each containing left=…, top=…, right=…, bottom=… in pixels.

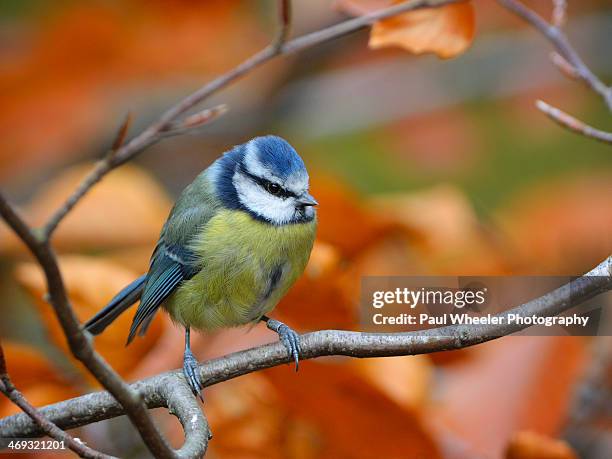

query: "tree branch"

left=0, top=341, right=113, bottom=458
left=496, top=0, right=612, bottom=145
left=2, top=256, right=610, bottom=438
left=536, top=100, right=612, bottom=144
left=497, top=0, right=612, bottom=111
left=41, top=0, right=460, bottom=241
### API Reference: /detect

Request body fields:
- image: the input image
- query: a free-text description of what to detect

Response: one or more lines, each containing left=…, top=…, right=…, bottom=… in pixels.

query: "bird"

left=84, top=135, right=318, bottom=399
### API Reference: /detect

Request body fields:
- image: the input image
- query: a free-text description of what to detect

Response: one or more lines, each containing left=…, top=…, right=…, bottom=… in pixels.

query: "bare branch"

left=497, top=0, right=612, bottom=111
left=536, top=100, right=612, bottom=145
left=0, top=341, right=114, bottom=458
left=41, top=0, right=460, bottom=240
left=160, top=374, right=211, bottom=458
left=160, top=104, right=228, bottom=138
left=2, top=256, right=610, bottom=437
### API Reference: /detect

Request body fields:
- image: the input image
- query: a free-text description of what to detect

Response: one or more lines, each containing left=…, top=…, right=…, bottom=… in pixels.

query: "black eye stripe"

left=239, top=167, right=296, bottom=198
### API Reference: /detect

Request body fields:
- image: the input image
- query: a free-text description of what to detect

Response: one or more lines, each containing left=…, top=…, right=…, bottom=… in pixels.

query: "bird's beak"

left=297, top=192, right=318, bottom=207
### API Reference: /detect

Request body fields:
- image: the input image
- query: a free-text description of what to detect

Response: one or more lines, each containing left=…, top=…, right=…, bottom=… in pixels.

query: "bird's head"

left=212, top=136, right=317, bottom=225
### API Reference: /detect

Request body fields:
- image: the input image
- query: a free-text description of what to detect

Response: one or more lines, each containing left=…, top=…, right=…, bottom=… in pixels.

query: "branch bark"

left=2, top=256, right=610, bottom=437
left=497, top=0, right=611, bottom=110
left=0, top=341, right=113, bottom=458
left=497, top=0, right=612, bottom=143
left=536, top=100, right=612, bottom=144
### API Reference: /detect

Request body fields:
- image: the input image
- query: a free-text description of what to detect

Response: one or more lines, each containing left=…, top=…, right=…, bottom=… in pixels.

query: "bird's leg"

left=182, top=327, right=204, bottom=401
left=261, top=315, right=301, bottom=371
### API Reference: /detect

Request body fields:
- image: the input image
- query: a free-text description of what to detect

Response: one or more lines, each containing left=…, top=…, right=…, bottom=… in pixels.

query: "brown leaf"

left=265, top=359, right=442, bottom=458
left=432, top=336, right=587, bottom=457
left=0, top=341, right=68, bottom=389
left=0, top=341, right=77, bottom=418
left=337, top=0, right=475, bottom=58
left=310, top=175, right=396, bottom=258
left=15, top=256, right=166, bottom=381
left=496, top=174, right=612, bottom=274
left=351, top=355, right=434, bottom=409
left=369, top=185, right=512, bottom=275
left=370, top=2, right=475, bottom=58
left=279, top=241, right=356, bottom=330
left=0, top=1, right=267, bottom=178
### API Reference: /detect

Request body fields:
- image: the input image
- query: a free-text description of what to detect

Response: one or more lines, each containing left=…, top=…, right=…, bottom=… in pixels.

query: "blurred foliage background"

left=0, top=1, right=611, bottom=458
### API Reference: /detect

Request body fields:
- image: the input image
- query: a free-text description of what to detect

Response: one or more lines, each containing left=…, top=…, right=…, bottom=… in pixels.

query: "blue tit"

left=85, top=135, right=318, bottom=398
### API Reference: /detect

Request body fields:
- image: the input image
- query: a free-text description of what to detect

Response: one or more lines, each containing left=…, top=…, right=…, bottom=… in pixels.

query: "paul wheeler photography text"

left=370, top=286, right=590, bottom=328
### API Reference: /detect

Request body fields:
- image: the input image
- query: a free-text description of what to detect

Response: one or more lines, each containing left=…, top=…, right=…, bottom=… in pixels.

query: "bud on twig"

left=161, top=104, right=228, bottom=137
left=111, top=112, right=132, bottom=152
left=550, top=52, right=578, bottom=80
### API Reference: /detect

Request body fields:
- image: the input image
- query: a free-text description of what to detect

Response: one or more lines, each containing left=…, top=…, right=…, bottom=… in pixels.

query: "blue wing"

left=127, top=244, right=199, bottom=344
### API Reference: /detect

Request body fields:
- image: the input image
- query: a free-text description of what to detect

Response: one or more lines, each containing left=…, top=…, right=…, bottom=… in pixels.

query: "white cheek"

left=233, top=173, right=297, bottom=225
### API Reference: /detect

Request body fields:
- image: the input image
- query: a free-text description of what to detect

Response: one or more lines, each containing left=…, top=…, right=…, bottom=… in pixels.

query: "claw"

left=183, top=349, right=204, bottom=402
left=266, top=318, right=301, bottom=371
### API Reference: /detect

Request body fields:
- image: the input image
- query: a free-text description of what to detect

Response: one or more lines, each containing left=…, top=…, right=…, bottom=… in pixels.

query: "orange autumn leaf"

left=196, top=374, right=285, bottom=457
left=0, top=341, right=77, bottom=418
left=351, top=355, right=434, bottom=409
left=433, top=336, right=587, bottom=457
left=0, top=341, right=68, bottom=389
left=505, top=431, right=578, bottom=459
left=369, top=185, right=511, bottom=275
left=0, top=163, right=172, bottom=254
left=310, top=174, right=397, bottom=258
left=496, top=174, right=612, bottom=274
left=0, top=383, right=79, bottom=420
left=265, top=359, right=442, bottom=458
left=280, top=241, right=355, bottom=330
left=15, top=256, right=166, bottom=381
left=0, top=1, right=265, bottom=179
left=370, top=1, right=475, bottom=58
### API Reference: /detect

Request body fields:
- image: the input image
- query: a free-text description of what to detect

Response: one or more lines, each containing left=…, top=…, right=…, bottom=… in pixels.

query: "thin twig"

left=42, top=0, right=459, bottom=241
left=110, top=113, right=132, bottom=155
left=0, top=341, right=114, bottom=458
left=2, top=256, right=610, bottom=437
left=536, top=100, right=612, bottom=144
left=550, top=51, right=578, bottom=80
left=497, top=0, right=612, bottom=111
left=160, top=104, right=229, bottom=138
left=275, top=0, right=292, bottom=49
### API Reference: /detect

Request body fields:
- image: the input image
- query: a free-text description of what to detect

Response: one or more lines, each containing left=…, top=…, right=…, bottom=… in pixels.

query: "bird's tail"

left=84, top=274, right=147, bottom=336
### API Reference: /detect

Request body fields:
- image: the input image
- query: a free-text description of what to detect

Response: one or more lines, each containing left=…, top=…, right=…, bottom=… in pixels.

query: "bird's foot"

left=266, top=318, right=301, bottom=371
left=183, top=349, right=204, bottom=401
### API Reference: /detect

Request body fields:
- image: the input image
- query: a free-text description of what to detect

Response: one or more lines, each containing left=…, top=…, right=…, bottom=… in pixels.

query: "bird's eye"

left=266, top=182, right=281, bottom=195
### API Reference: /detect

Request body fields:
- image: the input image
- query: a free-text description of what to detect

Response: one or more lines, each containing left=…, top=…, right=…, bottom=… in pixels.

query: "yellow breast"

left=164, top=210, right=316, bottom=331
